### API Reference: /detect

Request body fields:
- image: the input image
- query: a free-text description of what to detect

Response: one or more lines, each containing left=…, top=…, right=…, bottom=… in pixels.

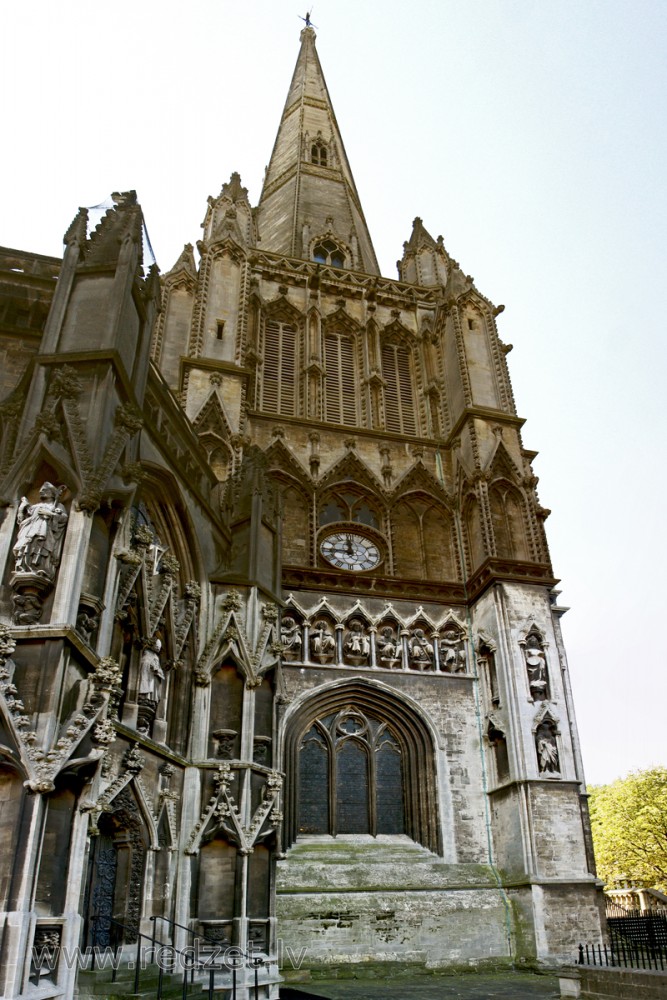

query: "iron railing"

left=88, top=914, right=267, bottom=1000
left=578, top=940, right=666, bottom=971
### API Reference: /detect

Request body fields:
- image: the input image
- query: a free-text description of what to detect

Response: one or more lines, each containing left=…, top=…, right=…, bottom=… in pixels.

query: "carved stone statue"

left=440, top=626, right=467, bottom=673
left=280, top=616, right=303, bottom=660
left=310, top=619, right=336, bottom=662
left=377, top=626, right=401, bottom=667
left=138, top=639, right=164, bottom=701
left=408, top=628, right=434, bottom=670
left=343, top=619, right=370, bottom=663
left=524, top=633, right=548, bottom=701
left=537, top=734, right=559, bottom=774
left=12, top=482, right=67, bottom=582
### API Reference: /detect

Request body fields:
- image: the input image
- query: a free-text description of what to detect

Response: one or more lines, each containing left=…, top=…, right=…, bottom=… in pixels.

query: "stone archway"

left=283, top=680, right=440, bottom=853
left=85, top=788, right=148, bottom=947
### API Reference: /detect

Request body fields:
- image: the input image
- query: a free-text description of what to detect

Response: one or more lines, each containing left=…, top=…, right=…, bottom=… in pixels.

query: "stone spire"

left=255, top=26, right=380, bottom=275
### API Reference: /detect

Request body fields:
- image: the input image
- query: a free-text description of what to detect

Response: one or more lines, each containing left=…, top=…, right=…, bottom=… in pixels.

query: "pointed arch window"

left=489, top=482, right=530, bottom=560
left=298, top=708, right=405, bottom=837
left=311, top=143, right=328, bottom=167
left=381, top=342, right=417, bottom=435
left=323, top=332, right=357, bottom=425
left=318, top=488, right=380, bottom=529
left=313, top=239, right=346, bottom=269
left=261, top=319, right=298, bottom=416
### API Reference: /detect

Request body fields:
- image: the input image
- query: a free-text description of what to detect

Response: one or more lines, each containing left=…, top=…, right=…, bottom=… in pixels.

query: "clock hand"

left=344, top=534, right=354, bottom=555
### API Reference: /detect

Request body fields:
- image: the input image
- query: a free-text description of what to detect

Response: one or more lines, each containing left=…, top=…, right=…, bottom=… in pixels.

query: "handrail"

left=90, top=912, right=267, bottom=1000
left=150, top=913, right=236, bottom=950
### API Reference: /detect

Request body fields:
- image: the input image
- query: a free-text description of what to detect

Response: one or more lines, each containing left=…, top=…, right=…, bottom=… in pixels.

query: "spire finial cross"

left=298, top=9, right=317, bottom=29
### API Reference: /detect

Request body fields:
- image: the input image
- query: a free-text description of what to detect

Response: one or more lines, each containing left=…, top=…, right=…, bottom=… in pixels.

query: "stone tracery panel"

left=489, top=481, right=530, bottom=561
left=391, top=494, right=457, bottom=582
left=284, top=680, right=440, bottom=852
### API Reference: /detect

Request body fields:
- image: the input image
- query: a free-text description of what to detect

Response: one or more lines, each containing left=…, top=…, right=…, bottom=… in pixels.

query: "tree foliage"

left=589, top=768, right=667, bottom=892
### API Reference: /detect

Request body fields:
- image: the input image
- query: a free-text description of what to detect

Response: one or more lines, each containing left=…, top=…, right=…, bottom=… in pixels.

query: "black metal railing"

left=578, top=940, right=666, bottom=971
left=88, top=913, right=268, bottom=1000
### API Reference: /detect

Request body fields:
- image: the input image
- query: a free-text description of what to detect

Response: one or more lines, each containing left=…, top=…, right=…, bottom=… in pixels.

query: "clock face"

left=320, top=531, right=381, bottom=571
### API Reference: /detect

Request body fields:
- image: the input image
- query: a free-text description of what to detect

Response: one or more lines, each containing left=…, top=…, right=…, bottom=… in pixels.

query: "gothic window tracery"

left=489, top=481, right=530, bottom=560
left=298, top=708, right=405, bottom=837
left=391, top=494, right=456, bottom=581
left=311, top=143, right=328, bottom=167
left=381, top=341, right=417, bottom=435
left=318, top=488, right=380, bottom=529
left=313, top=239, right=346, bottom=268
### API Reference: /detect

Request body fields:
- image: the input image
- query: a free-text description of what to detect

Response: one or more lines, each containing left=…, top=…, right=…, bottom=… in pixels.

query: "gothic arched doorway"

left=85, top=788, right=148, bottom=948
left=283, top=680, right=440, bottom=853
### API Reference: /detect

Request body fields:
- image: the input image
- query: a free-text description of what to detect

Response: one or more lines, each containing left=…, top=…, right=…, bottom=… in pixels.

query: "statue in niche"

left=524, top=632, right=549, bottom=701
left=12, top=482, right=68, bottom=582
left=377, top=626, right=401, bottom=667
left=310, top=619, right=336, bottom=662
left=408, top=628, right=435, bottom=670
left=280, top=616, right=303, bottom=660
left=537, top=732, right=560, bottom=774
left=440, top=626, right=467, bottom=673
left=343, top=619, right=370, bottom=663
left=138, top=638, right=164, bottom=702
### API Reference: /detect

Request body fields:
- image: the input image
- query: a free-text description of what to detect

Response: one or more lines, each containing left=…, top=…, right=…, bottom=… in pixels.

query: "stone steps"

left=277, top=836, right=497, bottom=892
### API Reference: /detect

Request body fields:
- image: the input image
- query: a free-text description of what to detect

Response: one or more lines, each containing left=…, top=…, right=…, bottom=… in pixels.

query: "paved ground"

left=281, top=970, right=560, bottom=999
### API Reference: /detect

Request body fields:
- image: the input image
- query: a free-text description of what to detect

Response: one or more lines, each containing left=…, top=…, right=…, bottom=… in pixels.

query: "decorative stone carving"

left=213, top=729, right=237, bottom=759
left=536, top=721, right=560, bottom=775
left=377, top=626, right=401, bottom=668
left=138, top=639, right=164, bottom=701
left=343, top=618, right=370, bottom=664
left=280, top=616, right=303, bottom=660
left=12, top=592, right=43, bottom=625
left=10, top=482, right=68, bottom=623
left=76, top=609, right=99, bottom=643
left=523, top=630, right=549, bottom=701
left=440, top=625, right=467, bottom=673
left=253, top=736, right=272, bottom=765
left=31, top=927, right=61, bottom=981
left=407, top=628, right=434, bottom=671
left=310, top=619, right=336, bottom=662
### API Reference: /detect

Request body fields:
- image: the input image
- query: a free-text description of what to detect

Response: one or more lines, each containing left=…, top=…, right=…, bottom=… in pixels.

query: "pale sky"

left=2, top=0, right=666, bottom=786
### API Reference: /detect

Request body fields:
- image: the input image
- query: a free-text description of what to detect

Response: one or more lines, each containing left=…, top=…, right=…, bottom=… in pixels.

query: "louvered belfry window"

left=324, top=333, right=357, bottom=426
left=381, top=342, right=417, bottom=435
left=262, top=320, right=297, bottom=415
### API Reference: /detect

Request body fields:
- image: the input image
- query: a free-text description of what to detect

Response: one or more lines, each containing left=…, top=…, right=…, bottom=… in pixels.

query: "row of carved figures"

left=280, top=615, right=469, bottom=673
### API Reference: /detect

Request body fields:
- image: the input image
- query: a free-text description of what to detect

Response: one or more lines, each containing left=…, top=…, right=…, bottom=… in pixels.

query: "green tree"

left=589, top=768, right=667, bottom=892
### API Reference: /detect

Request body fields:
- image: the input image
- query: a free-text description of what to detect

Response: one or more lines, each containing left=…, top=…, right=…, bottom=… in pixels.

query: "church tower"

left=154, top=23, right=602, bottom=969
left=0, top=25, right=602, bottom=1000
